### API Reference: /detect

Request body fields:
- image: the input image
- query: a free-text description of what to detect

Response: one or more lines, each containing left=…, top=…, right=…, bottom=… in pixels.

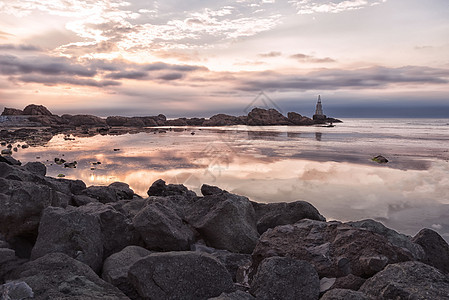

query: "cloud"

left=17, top=75, right=120, bottom=87
left=0, top=44, right=42, bottom=51
left=290, top=53, right=336, bottom=63
left=258, top=51, right=282, bottom=57
left=289, top=0, right=387, bottom=14
left=158, top=73, right=184, bottom=81
left=0, top=31, right=14, bottom=39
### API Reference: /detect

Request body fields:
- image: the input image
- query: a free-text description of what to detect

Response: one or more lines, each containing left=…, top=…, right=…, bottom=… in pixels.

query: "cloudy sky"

left=0, top=0, right=448, bottom=117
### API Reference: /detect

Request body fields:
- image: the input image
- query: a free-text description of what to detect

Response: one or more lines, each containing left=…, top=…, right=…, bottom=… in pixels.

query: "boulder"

left=128, top=251, right=235, bottom=300
left=0, top=248, right=28, bottom=284
left=1, top=108, right=24, bottom=116
left=247, top=108, right=291, bottom=126
left=78, top=202, right=140, bottom=258
left=81, top=184, right=133, bottom=204
left=209, top=291, right=255, bottom=300
left=106, top=116, right=129, bottom=126
left=8, top=253, right=128, bottom=299
left=187, top=192, right=259, bottom=254
left=23, top=104, right=53, bottom=116
left=252, top=200, right=326, bottom=234
left=321, top=289, right=369, bottom=300
left=23, top=162, right=46, bottom=176
left=147, top=179, right=197, bottom=199
left=201, top=184, right=226, bottom=196
left=360, top=261, right=449, bottom=299
left=203, top=114, right=246, bottom=126
left=0, top=155, right=21, bottom=166
left=332, top=274, right=365, bottom=291
left=68, top=115, right=107, bottom=127
left=102, top=245, right=152, bottom=298
left=0, top=281, right=34, bottom=299
left=287, top=112, right=314, bottom=125
left=249, top=257, right=319, bottom=300
left=31, top=206, right=103, bottom=273
left=108, top=182, right=135, bottom=199
left=133, top=200, right=196, bottom=251
left=251, top=219, right=413, bottom=278
left=412, top=228, right=449, bottom=274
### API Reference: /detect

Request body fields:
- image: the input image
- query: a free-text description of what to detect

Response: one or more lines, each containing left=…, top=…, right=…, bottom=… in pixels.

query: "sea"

left=11, top=118, right=449, bottom=241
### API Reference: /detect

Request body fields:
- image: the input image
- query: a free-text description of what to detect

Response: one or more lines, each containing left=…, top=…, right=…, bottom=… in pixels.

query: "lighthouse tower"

left=313, top=95, right=326, bottom=122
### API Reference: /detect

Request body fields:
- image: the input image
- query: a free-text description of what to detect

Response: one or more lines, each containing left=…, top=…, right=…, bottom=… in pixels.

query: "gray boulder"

left=252, top=200, right=326, bottom=234
left=201, top=184, right=226, bottom=196
left=23, top=162, right=46, bottom=176
left=0, top=281, right=34, bottom=299
left=102, top=245, right=151, bottom=298
left=412, top=228, right=449, bottom=274
left=321, top=289, right=369, bottom=300
left=128, top=251, right=235, bottom=300
left=8, top=253, right=128, bottom=299
left=187, top=192, right=259, bottom=254
left=360, top=261, right=449, bottom=299
left=147, top=179, right=196, bottom=199
left=208, top=290, right=255, bottom=300
left=31, top=206, right=103, bottom=273
left=249, top=256, right=319, bottom=300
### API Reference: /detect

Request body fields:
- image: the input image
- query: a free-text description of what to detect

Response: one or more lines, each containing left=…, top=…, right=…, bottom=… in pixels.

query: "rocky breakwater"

left=1, top=160, right=448, bottom=299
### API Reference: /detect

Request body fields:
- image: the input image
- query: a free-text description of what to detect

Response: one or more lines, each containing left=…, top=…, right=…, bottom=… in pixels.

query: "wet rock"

left=8, top=252, right=128, bottom=299
left=23, top=104, right=53, bottom=116
left=133, top=200, right=196, bottom=251
left=247, top=108, right=291, bottom=126
left=360, top=261, right=449, bottom=299
left=209, top=290, right=255, bottom=300
left=249, top=257, right=319, bottom=300
left=0, top=155, right=21, bottom=165
left=251, top=219, right=413, bottom=278
left=31, top=206, right=103, bottom=273
left=187, top=192, right=259, bottom=254
left=321, top=289, right=369, bottom=300
left=0, top=281, right=34, bottom=299
left=287, top=112, right=315, bottom=125
left=252, top=200, right=326, bottom=234
left=128, top=251, right=235, bottom=300
left=1, top=108, right=24, bottom=116
left=372, top=155, right=388, bottom=163
left=412, top=228, right=449, bottom=274
left=201, top=184, right=226, bottom=196
left=102, top=245, right=152, bottom=298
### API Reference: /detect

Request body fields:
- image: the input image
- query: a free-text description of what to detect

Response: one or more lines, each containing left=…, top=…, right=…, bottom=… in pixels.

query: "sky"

left=0, top=0, right=448, bottom=117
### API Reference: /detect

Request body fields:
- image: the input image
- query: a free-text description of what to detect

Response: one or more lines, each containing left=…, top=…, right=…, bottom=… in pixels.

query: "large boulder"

left=287, top=112, right=314, bottom=125
left=187, top=192, right=259, bottom=254
left=252, top=200, right=326, bottom=234
left=203, top=114, right=246, bottom=126
left=81, top=183, right=134, bottom=204
left=252, top=219, right=413, bottom=278
left=133, top=200, right=196, bottom=251
left=360, top=261, right=449, bottom=299
left=102, top=245, right=152, bottom=298
left=147, top=179, right=197, bottom=199
left=31, top=206, right=103, bottom=273
left=412, top=228, right=449, bottom=274
left=1, top=108, right=24, bottom=116
left=128, top=251, right=235, bottom=300
left=0, top=248, right=27, bottom=284
left=8, top=253, right=128, bottom=299
left=247, top=108, right=291, bottom=126
left=321, top=289, right=369, bottom=300
left=23, top=104, right=53, bottom=116
left=249, top=257, right=319, bottom=300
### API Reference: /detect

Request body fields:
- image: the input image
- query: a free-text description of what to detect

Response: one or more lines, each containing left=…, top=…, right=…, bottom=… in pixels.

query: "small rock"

left=372, top=155, right=388, bottom=163
left=1, top=149, right=12, bottom=155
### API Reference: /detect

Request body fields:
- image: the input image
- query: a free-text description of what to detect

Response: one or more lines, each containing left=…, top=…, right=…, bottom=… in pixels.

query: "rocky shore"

left=1, top=157, right=449, bottom=299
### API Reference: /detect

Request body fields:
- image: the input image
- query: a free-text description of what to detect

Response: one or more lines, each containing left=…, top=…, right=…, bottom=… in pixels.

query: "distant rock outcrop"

left=247, top=108, right=292, bottom=126
left=1, top=108, right=24, bottom=116
left=23, top=104, right=53, bottom=116
left=203, top=114, right=247, bottom=126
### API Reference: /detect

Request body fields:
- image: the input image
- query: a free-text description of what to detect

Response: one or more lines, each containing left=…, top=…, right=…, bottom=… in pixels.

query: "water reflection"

left=315, top=132, right=322, bottom=141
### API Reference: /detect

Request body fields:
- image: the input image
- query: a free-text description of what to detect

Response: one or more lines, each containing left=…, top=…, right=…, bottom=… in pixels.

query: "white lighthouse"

left=313, top=95, right=326, bottom=122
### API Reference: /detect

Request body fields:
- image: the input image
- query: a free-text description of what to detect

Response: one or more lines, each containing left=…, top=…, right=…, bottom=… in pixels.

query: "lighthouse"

left=313, top=95, right=327, bottom=122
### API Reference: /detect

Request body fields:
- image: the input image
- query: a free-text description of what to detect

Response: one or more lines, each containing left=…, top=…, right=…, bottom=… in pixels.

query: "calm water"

left=11, top=118, right=449, bottom=240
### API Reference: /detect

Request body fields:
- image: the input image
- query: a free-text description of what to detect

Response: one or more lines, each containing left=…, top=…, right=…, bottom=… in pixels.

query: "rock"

left=1, top=149, right=13, bottom=155
left=247, top=108, right=291, bottom=126
left=128, top=251, right=235, bottom=300
left=332, top=274, right=365, bottom=291
left=0, top=281, right=34, bottom=299
left=0, top=249, right=27, bottom=284
left=249, top=257, right=319, bottom=300
left=320, top=277, right=336, bottom=294
left=68, top=115, right=107, bottom=127
left=31, top=206, right=103, bottom=273
left=78, top=202, right=140, bottom=259
left=8, top=253, right=128, bottom=299
left=287, top=112, right=314, bottom=125
left=372, top=155, right=388, bottom=163
left=141, top=117, right=158, bottom=126
left=106, top=116, right=129, bottom=126
left=133, top=200, right=196, bottom=251
left=108, top=182, right=135, bottom=200
left=102, top=245, right=152, bottom=298
left=1, top=108, right=24, bottom=116
left=23, top=104, right=53, bottom=116
left=412, top=228, right=449, bottom=274
left=166, top=118, right=188, bottom=126
left=348, top=219, right=425, bottom=260
left=0, top=248, right=16, bottom=264
left=186, top=117, right=206, bottom=126
left=201, top=184, right=226, bottom=196
left=252, top=200, right=326, bottom=234
left=147, top=179, right=196, bottom=199
left=0, top=155, right=21, bottom=165
left=321, top=289, right=369, bottom=300
left=187, top=192, right=259, bottom=254
left=251, top=219, right=413, bottom=278
left=27, top=115, right=64, bottom=126
left=209, top=290, right=255, bottom=300
left=23, top=162, right=46, bottom=176
left=123, top=117, right=145, bottom=127
left=360, top=261, right=449, bottom=299
left=71, top=194, right=99, bottom=206
left=81, top=186, right=120, bottom=203
left=203, top=114, right=246, bottom=126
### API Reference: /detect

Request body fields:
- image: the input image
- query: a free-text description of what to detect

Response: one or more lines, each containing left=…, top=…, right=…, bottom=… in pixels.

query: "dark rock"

left=23, top=162, right=46, bottom=176
left=147, top=179, right=196, bottom=199
left=141, top=117, right=158, bottom=126
left=27, top=115, right=64, bottom=126
left=209, top=290, right=255, bottom=300
left=332, top=274, right=365, bottom=291
left=325, top=117, right=343, bottom=123
left=68, top=115, right=107, bottom=127
left=249, top=257, right=319, bottom=300
left=187, top=192, right=259, bottom=254
left=203, top=114, right=246, bottom=126
left=133, top=200, right=196, bottom=251
left=360, top=261, right=449, bottom=299
left=82, top=185, right=119, bottom=203
left=110, top=198, right=146, bottom=219
left=247, top=108, right=291, bottom=126
left=31, top=206, right=103, bottom=273
left=8, top=253, right=128, bottom=299
left=0, top=248, right=27, bottom=284
left=372, top=155, right=388, bottom=163
left=106, top=116, right=129, bottom=126
left=128, top=251, right=235, bottom=300
left=251, top=219, right=413, bottom=278
left=71, top=194, right=98, bottom=206
left=412, top=228, right=449, bottom=274
left=108, top=182, right=135, bottom=200
left=321, top=289, right=369, bottom=300
left=0, top=155, right=21, bottom=166
left=0, top=281, right=34, bottom=299
left=23, top=104, right=53, bottom=116
left=201, top=184, right=226, bottom=196
left=1, top=149, right=13, bottom=155
left=252, top=200, right=326, bottom=234
left=186, top=117, right=206, bottom=126
left=1, top=108, right=24, bottom=116
left=102, top=245, right=152, bottom=298
left=78, top=202, right=140, bottom=259
left=287, top=112, right=314, bottom=125
left=124, top=117, right=145, bottom=127
left=166, top=118, right=188, bottom=126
